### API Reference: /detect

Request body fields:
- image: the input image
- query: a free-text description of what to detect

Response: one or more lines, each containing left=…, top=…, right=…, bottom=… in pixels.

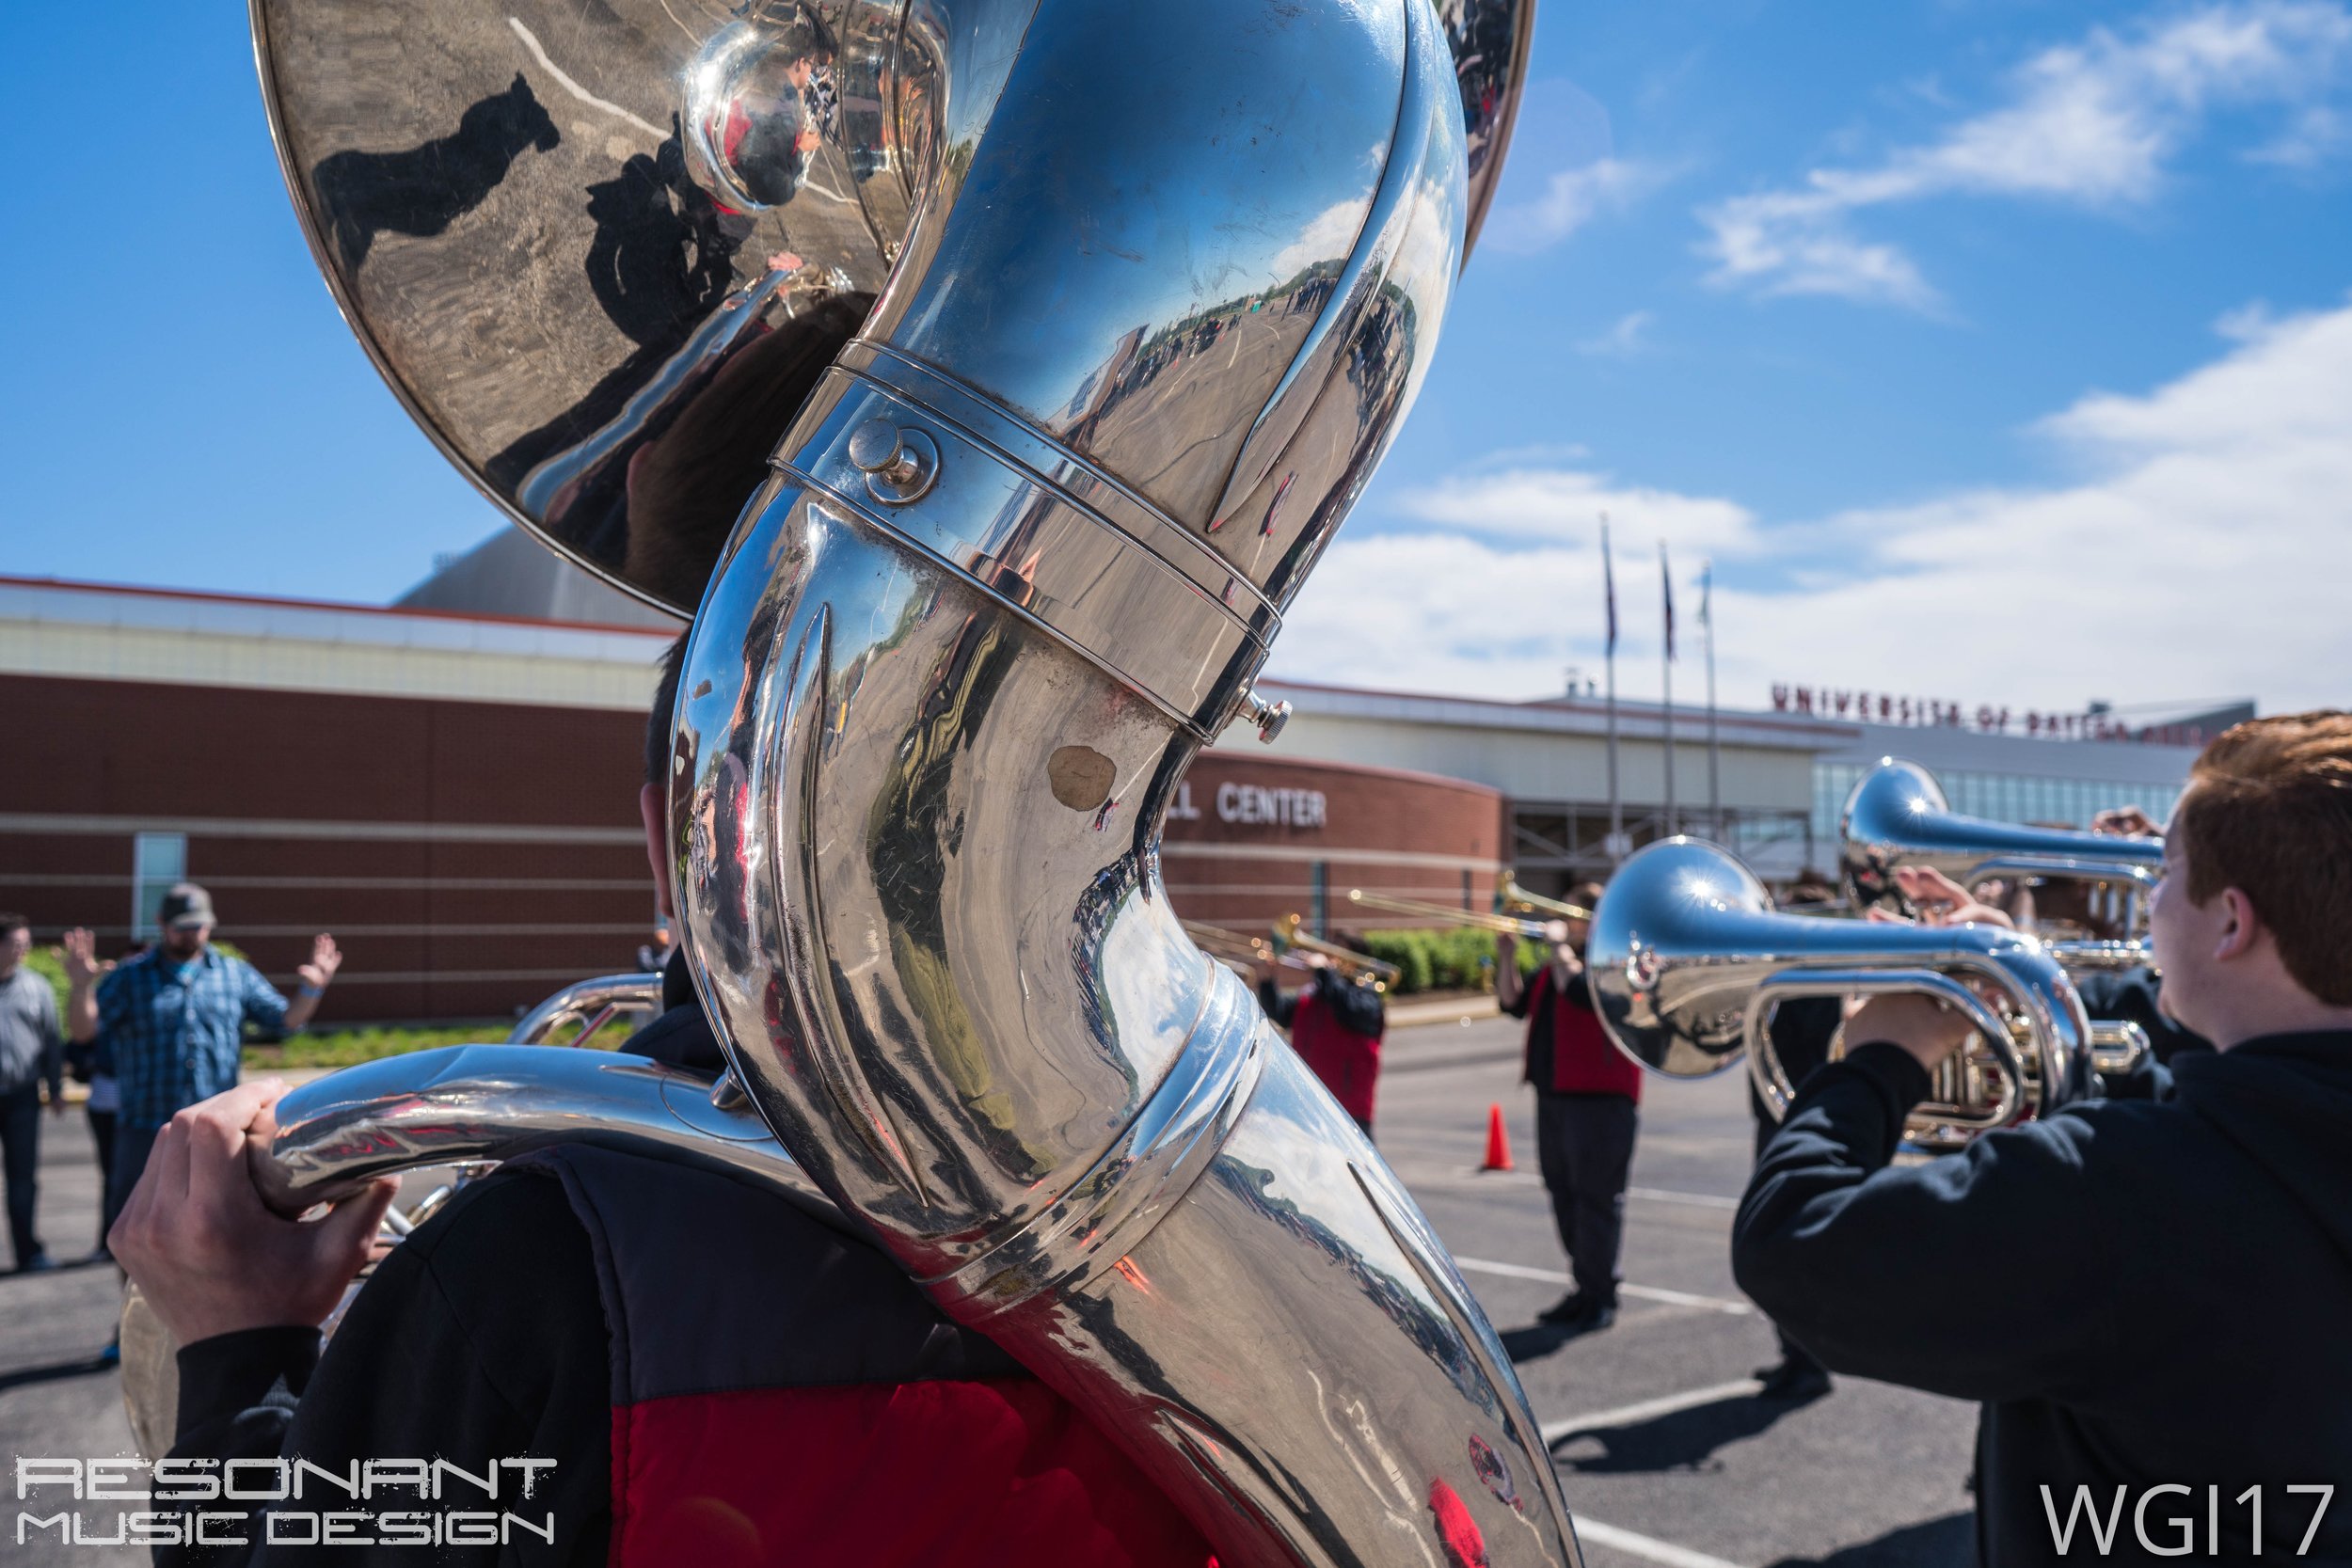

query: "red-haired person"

left=1735, top=714, right=2352, bottom=1563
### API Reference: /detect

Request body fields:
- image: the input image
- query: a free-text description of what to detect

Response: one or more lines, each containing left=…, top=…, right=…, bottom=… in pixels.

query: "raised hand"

left=297, top=934, right=342, bottom=990
left=1892, top=865, right=2014, bottom=931
left=56, top=927, right=112, bottom=987
left=2092, top=805, right=2164, bottom=839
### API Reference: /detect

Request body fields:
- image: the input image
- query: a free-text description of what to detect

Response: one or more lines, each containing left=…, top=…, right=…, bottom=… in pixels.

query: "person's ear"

left=639, top=783, right=675, bottom=921
left=2213, top=886, right=2259, bottom=963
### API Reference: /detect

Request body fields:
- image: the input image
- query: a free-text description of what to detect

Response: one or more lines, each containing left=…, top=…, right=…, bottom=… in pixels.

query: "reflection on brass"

left=256, top=0, right=1574, bottom=1559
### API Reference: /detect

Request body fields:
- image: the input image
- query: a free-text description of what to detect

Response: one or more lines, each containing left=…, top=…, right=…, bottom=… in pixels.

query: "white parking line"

left=510, top=18, right=667, bottom=140
left=1452, top=1256, right=1756, bottom=1316
left=1573, top=1516, right=1754, bottom=1568
left=1538, top=1378, right=1767, bottom=1444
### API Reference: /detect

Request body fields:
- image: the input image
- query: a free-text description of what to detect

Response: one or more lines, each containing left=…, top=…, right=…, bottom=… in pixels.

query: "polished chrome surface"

left=1839, top=758, right=2165, bottom=966
left=2089, top=1019, right=2151, bottom=1077
left=249, top=1044, right=824, bottom=1216
left=504, top=971, right=664, bottom=1047
left=1241, top=687, right=1295, bottom=745
left=664, top=0, right=1573, bottom=1555
left=253, top=0, right=1534, bottom=618
left=1589, top=838, right=2093, bottom=1151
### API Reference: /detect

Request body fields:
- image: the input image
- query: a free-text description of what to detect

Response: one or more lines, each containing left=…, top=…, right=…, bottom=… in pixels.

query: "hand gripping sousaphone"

left=252, top=0, right=1574, bottom=1562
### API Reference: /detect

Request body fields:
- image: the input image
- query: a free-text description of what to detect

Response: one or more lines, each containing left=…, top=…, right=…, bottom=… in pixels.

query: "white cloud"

left=1392, top=466, right=1757, bottom=552
left=1579, top=310, right=1655, bottom=357
left=1265, top=198, right=1378, bottom=285
left=1275, top=293, right=2352, bottom=712
left=1483, top=157, right=1665, bottom=253
left=1700, top=1, right=2352, bottom=307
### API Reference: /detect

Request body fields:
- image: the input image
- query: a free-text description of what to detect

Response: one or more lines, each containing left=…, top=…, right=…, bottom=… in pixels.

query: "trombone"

left=1344, top=887, right=1552, bottom=939
left=1497, top=874, right=1596, bottom=923
left=1271, top=913, right=1402, bottom=991
left=1184, top=920, right=1308, bottom=979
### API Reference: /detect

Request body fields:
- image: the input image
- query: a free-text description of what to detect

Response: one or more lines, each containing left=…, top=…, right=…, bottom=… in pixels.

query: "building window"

left=133, top=832, right=188, bottom=940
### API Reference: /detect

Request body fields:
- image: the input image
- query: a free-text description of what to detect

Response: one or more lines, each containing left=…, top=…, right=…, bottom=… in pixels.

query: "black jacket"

left=1257, top=966, right=1386, bottom=1037
left=158, top=957, right=1026, bottom=1565
left=1733, top=1032, right=2352, bottom=1564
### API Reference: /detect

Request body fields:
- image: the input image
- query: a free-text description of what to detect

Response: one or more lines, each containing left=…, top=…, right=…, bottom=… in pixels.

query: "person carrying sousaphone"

left=1496, top=881, right=1633, bottom=1331
left=109, top=639, right=1216, bottom=1567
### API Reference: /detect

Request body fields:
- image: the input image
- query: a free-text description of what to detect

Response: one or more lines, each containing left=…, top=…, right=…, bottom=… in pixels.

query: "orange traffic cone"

left=1481, top=1103, right=1514, bottom=1172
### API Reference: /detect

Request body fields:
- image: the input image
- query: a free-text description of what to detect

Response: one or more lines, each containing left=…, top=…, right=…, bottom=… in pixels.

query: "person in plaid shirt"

left=61, top=883, right=341, bottom=1231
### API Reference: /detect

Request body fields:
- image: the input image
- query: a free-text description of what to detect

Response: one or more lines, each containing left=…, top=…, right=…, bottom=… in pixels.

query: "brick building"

left=1, top=578, right=671, bottom=1022
left=0, top=577, right=1501, bottom=1023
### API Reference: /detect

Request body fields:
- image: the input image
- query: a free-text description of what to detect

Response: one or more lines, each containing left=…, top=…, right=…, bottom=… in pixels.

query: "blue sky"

left=5, top=2, right=2350, bottom=714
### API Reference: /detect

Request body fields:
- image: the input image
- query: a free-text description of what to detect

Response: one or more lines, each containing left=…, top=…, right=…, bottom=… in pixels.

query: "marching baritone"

left=108, top=641, right=1215, bottom=1567
left=1496, top=883, right=1637, bottom=1331
left=1257, top=936, right=1388, bottom=1137
left=1733, top=713, right=2352, bottom=1564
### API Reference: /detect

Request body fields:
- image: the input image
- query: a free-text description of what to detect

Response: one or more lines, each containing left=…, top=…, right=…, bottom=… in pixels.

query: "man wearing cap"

left=61, top=884, right=341, bottom=1231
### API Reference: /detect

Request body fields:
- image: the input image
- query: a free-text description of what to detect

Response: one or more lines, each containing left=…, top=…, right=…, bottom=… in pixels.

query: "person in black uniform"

left=1734, top=712, right=2352, bottom=1564
left=1497, top=883, right=1640, bottom=1331
left=1257, top=936, right=1387, bottom=1136
left=1744, top=883, right=1843, bottom=1400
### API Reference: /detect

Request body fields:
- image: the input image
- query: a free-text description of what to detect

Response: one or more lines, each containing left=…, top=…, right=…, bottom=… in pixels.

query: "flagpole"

left=1603, top=516, right=1621, bottom=869
left=1704, top=561, right=1721, bottom=840
left=1661, top=542, right=1677, bottom=840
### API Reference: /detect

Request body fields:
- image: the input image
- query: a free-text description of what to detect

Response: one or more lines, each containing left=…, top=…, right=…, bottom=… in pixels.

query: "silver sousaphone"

left=222, top=0, right=1574, bottom=1562
left=1589, top=837, right=2097, bottom=1155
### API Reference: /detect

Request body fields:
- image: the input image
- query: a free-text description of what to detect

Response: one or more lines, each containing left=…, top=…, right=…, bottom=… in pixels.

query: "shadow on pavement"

left=1500, top=1320, right=1609, bottom=1361
left=0, top=1354, right=118, bottom=1395
left=1549, top=1386, right=1827, bottom=1473
left=1762, top=1511, right=1975, bottom=1566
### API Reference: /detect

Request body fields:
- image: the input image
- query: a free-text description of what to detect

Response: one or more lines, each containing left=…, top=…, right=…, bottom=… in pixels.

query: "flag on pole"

left=1601, top=515, right=1618, bottom=655
left=1661, top=542, right=1677, bottom=662
left=1699, top=561, right=1712, bottom=629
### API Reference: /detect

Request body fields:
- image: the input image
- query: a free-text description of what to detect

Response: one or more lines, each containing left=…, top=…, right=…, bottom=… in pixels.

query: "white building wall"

left=0, top=579, right=671, bottom=711
left=1231, top=680, right=1852, bottom=815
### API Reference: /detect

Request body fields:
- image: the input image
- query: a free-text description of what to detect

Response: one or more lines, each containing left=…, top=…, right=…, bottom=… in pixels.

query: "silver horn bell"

left=1841, top=757, right=2164, bottom=972
left=1590, top=837, right=2095, bottom=1153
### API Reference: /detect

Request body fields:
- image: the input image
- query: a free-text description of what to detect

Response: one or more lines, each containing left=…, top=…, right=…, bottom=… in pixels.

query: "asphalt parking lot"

left=1378, top=1016, right=1977, bottom=1568
left=0, top=1016, right=1977, bottom=1567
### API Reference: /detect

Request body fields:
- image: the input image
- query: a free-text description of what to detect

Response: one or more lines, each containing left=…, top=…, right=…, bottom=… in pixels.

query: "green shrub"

left=1354, top=927, right=1541, bottom=994
left=24, top=947, right=70, bottom=1022
left=245, top=1022, right=523, bottom=1070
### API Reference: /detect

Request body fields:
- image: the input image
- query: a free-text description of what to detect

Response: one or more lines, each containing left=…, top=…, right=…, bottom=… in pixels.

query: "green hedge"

left=1357, top=927, right=1542, bottom=994
left=244, top=1023, right=530, bottom=1070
